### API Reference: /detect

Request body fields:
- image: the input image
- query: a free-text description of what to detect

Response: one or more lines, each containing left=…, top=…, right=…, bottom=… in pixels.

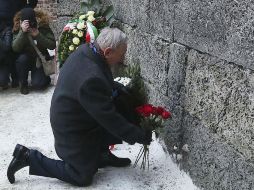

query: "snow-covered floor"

left=0, top=87, right=199, bottom=190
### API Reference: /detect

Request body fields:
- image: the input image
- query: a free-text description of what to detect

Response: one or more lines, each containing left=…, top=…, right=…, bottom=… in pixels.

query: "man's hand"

left=142, top=129, right=152, bottom=145
left=21, top=20, right=30, bottom=32
left=29, top=28, right=39, bottom=37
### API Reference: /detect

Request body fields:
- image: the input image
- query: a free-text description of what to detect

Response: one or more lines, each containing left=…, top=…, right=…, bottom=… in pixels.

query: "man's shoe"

left=7, top=144, right=30, bottom=184
left=99, top=151, right=131, bottom=168
left=20, top=84, right=29, bottom=95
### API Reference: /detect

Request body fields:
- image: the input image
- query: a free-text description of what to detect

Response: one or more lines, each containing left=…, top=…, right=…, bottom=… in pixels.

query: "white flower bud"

left=176, top=154, right=183, bottom=161
left=182, top=144, right=190, bottom=152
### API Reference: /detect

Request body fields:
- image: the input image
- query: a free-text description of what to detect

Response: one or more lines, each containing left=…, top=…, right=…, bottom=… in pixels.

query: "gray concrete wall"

left=56, top=0, right=254, bottom=189
left=111, top=0, right=254, bottom=189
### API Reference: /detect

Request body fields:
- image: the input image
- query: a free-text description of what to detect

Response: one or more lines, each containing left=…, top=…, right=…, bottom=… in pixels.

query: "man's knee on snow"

left=73, top=175, right=93, bottom=187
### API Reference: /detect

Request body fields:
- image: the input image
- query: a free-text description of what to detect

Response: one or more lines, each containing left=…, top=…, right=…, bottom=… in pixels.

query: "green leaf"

left=80, top=0, right=101, bottom=13
left=102, top=5, right=114, bottom=21
left=92, top=0, right=101, bottom=12
left=81, top=2, right=89, bottom=13
left=108, top=17, right=116, bottom=26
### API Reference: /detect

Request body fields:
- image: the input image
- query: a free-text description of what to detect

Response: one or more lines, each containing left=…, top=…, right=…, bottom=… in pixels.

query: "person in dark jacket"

left=7, top=28, right=151, bottom=187
left=0, top=20, right=13, bottom=90
left=0, top=0, right=38, bottom=27
left=12, top=8, right=56, bottom=94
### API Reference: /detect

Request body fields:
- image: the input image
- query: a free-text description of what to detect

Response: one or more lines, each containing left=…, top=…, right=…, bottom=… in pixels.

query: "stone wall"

left=56, top=0, right=254, bottom=189
left=112, top=0, right=254, bottom=189
left=37, top=0, right=57, bottom=20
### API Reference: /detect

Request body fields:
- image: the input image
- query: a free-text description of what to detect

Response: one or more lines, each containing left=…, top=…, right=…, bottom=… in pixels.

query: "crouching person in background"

left=12, top=8, right=56, bottom=95
left=0, top=19, right=16, bottom=90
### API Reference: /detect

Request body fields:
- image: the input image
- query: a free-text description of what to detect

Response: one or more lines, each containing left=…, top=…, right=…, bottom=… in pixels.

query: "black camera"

left=29, top=20, right=37, bottom=28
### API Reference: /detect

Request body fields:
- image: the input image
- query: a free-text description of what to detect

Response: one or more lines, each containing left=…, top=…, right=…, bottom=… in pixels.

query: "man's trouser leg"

left=29, top=149, right=92, bottom=187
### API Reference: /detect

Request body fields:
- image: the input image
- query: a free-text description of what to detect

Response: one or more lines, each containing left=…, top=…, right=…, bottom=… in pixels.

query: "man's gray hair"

left=96, top=27, right=127, bottom=50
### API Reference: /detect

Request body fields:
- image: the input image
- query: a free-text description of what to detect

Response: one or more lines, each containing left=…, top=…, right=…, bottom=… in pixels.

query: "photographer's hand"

left=21, top=20, right=30, bottom=32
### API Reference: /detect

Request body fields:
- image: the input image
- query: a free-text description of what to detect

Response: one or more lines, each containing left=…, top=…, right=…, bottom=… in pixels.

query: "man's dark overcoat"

left=50, top=44, right=146, bottom=177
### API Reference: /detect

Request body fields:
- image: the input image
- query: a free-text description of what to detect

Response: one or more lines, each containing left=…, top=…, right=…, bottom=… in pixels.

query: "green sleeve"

left=12, top=30, right=29, bottom=53
left=35, top=27, right=56, bottom=50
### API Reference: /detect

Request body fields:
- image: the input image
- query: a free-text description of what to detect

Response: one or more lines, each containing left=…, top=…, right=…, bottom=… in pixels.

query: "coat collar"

left=83, top=43, right=114, bottom=86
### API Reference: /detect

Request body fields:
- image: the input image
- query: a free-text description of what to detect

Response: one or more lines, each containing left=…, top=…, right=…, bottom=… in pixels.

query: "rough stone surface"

left=120, top=24, right=171, bottom=96
left=162, top=43, right=189, bottom=154
left=175, top=0, right=254, bottom=69
left=52, top=16, right=73, bottom=40
left=56, top=0, right=254, bottom=189
left=167, top=43, right=189, bottom=109
left=57, top=0, right=81, bottom=16
left=111, top=0, right=174, bottom=41
left=182, top=113, right=254, bottom=190
left=185, top=49, right=254, bottom=161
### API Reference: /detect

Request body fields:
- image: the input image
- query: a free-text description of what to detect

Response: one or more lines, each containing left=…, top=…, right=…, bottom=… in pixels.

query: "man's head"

left=96, top=27, right=128, bottom=65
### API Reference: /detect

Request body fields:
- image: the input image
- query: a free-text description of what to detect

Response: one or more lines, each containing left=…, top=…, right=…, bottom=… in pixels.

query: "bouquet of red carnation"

left=134, top=104, right=171, bottom=170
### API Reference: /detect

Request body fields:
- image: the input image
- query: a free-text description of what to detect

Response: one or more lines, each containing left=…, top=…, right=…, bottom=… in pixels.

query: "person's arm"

left=12, top=20, right=30, bottom=53
left=12, top=30, right=29, bottom=53
left=0, top=28, right=12, bottom=52
left=78, top=77, right=148, bottom=145
left=34, top=27, right=56, bottom=50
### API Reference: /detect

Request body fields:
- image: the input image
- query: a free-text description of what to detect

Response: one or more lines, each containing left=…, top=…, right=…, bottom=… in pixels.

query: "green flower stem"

left=134, top=145, right=150, bottom=170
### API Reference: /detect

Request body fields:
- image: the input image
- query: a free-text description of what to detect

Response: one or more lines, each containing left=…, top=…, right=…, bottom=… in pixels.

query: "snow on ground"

left=0, top=87, right=199, bottom=190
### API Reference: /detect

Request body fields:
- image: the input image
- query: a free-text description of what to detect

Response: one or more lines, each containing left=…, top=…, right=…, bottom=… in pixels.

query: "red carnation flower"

left=152, top=106, right=158, bottom=115
left=161, top=111, right=171, bottom=119
left=142, top=104, right=153, bottom=117
left=156, top=106, right=165, bottom=115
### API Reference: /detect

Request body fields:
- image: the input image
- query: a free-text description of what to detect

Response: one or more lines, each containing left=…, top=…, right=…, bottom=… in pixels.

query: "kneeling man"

left=7, top=28, right=151, bottom=187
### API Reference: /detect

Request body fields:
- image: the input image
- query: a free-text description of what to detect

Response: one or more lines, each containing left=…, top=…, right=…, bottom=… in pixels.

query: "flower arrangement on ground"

left=133, top=104, right=171, bottom=170
left=58, top=0, right=114, bottom=67
left=114, top=64, right=172, bottom=170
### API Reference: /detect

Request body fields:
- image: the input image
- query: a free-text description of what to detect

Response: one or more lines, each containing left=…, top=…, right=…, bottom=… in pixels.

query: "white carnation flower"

left=72, top=29, right=78, bottom=35
left=72, top=37, right=80, bottom=45
left=69, top=45, right=75, bottom=51
left=77, top=31, right=83, bottom=37
left=79, top=14, right=86, bottom=20
left=77, top=22, right=85, bottom=30
left=114, top=77, right=131, bottom=86
left=87, top=15, right=95, bottom=22
left=87, top=11, right=95, bottom=16
left=114, top=77, right=121, bottom=82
